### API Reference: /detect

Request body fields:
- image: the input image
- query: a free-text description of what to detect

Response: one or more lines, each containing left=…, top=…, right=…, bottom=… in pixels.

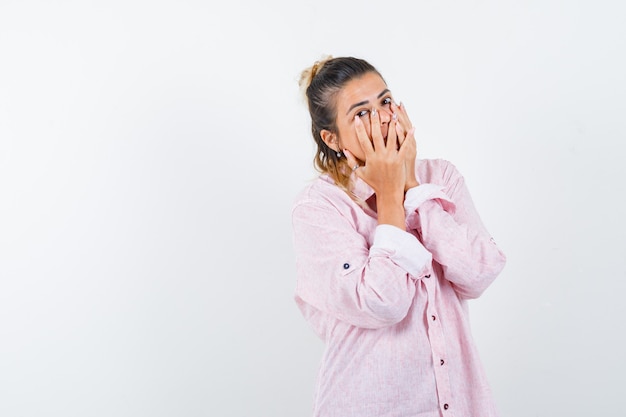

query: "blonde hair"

left=298, top=55, right=333, bottom=101
left=298, top=56, right=383, bottom=199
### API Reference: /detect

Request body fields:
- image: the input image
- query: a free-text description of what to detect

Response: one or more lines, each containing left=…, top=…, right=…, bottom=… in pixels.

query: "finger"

left=354, top=116, right=374, bottom=155
left=397, top=129, right=412, bottom=160
left=343, top=148, right=356, bottom=167
left=406, top=126, right=416, bottom=144
left=343, top=149, right=363, bottom=177
left=399, top=102, right=414, bottom=130
left=369, top=108, right=385, bottom=151
left=400, top=126, right=417, bottom=156
left=395, top=119, right=406, bottom=146
left=392, top=101, right=413, bottom=134
left=387, top=117, right=399, bottom=151
left=390, top=102, right=406, bottom=137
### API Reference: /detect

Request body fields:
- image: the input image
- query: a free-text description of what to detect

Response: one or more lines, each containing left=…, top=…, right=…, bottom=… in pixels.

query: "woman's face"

left=325, top=71, right=395, bottom=162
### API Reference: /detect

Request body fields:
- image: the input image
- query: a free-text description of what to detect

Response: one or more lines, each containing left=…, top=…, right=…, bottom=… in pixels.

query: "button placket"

left=422, top=276, right=453, bottom=416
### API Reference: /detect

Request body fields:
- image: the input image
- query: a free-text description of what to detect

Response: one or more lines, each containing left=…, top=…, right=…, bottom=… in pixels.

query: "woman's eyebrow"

left=346, top=100, right=368, bottom=115
left=346, top=89, right=391, bottom=115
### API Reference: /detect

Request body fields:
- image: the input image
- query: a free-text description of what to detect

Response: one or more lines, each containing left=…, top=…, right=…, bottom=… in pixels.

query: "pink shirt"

left=292, top=158, right=506, bottom=417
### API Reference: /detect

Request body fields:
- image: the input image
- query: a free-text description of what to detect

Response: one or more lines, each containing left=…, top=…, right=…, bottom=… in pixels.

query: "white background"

left=1, top=1, right=625, bottom=416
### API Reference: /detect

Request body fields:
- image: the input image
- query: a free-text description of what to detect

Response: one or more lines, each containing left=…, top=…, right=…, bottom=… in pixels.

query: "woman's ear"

left=320, top=129, right=339, bottom=152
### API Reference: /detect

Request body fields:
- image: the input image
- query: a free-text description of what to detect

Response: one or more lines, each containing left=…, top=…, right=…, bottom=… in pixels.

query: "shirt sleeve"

left=405, top=161, right=507, bottom=299
left=292, top=199, right=432, bottom=330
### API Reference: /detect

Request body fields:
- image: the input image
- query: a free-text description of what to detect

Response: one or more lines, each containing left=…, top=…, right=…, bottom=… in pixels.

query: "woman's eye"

left=382, top=97, right=392, bottom=106
left=356, top=110, right=369, bottom=118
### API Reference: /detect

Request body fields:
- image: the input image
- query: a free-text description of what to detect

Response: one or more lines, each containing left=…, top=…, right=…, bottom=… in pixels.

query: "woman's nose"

left=377, top=107, right=392, bottom=124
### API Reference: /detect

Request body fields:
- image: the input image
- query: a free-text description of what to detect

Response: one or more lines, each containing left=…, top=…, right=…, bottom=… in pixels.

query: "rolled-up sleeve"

left=372, top=224, right=432, bottom=278
left=405, top=161, right=506, bottom=299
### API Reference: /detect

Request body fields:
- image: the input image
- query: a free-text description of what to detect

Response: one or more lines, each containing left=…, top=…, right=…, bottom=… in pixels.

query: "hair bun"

left=298, top=54, right=333, bottom=96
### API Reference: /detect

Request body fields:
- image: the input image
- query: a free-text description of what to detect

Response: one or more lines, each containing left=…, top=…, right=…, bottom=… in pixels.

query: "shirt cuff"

left=404, top=183, right=445, bottom=213
left=371, top=224, right=432, bottom=277
left=404, top=183, right=456, bottom=215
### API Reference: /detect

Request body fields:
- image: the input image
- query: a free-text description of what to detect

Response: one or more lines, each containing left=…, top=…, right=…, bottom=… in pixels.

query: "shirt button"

left=343, top=263, right=350, bottom=269
left=440, top=359, right=445, bottom=365
left=444, top=404, right=449, bottom=410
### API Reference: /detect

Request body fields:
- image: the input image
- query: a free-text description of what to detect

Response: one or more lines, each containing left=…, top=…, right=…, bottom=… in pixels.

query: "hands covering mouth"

left=344, top=101, right=419, bottom=194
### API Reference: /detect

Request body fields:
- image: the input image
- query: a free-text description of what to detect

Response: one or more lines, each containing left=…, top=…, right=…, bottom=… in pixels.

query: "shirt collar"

left=351, top=175, right=375, bottom=201
left=320, top=173, right=375, bottom=201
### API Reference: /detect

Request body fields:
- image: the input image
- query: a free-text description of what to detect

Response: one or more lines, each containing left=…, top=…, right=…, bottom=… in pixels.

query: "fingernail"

left=371, top=108, right=377, bottom=116
left=392, top=112, right=398, bottom=121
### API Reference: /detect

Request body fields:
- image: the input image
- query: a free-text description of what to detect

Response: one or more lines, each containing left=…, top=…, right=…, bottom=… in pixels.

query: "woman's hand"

left=344, top=108, right=406, bottom=201
left=391, top=102, right=419, bottom=192
left=344, top=108, right=410, bottom=229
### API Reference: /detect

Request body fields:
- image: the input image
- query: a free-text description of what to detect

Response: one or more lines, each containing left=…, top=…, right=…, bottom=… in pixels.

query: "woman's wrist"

left=405, top=178, right=419, bottom=192
left=376, top=192, right=406, bottom=229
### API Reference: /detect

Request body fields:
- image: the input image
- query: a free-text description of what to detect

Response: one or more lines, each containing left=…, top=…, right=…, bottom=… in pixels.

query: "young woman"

left=292, top=56, right=507, bottom=417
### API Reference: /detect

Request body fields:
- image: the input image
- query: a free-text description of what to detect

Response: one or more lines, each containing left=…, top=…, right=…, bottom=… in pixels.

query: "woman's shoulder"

left=416, top=158, right=463, bottom=185
left=292, top=174, right=348, bottom=208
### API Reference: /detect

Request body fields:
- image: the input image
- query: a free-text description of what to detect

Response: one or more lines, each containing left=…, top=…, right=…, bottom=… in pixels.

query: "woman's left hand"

left=391, top=102, right=419, bottom=191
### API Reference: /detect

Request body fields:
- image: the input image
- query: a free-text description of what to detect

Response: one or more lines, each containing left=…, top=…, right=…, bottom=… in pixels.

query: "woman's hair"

left=299, top=56, right=384, bottom=194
